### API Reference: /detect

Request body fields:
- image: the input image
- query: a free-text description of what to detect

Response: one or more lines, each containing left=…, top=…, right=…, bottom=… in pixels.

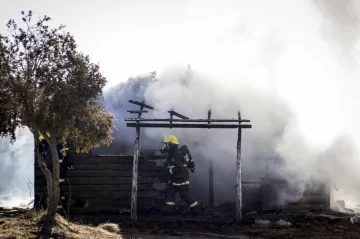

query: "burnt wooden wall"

left=34, top=145, right=330, bottom=213
left=34, top=150, right=168, bottom=212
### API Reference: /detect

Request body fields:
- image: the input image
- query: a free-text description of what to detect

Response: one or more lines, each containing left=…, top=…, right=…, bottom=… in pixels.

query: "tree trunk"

left=35, top=140, right=53, bottom=213
left=47, top=140, right=60, bottom=221
left=35, top=137, right=55, bottom=236
left=35, top=136, right=60, bottom=225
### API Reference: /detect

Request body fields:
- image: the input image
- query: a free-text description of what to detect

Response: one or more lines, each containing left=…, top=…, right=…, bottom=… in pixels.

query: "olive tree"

left=0, top=41, right=20, bottom=142
left=0, top=11, right=115, bottom=225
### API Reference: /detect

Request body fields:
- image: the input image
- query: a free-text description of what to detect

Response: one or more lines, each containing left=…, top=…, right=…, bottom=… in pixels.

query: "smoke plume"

left=0, top=127, right=34, bottom=209
left=97, top=1, right=360, bottom=207
left=313, top=0, right=360, bottom=67
left=100, top=67, right=295, bottom=205
left=2, top=0, right=360, bottom=210
left=99, top=64, right=359, bottom=207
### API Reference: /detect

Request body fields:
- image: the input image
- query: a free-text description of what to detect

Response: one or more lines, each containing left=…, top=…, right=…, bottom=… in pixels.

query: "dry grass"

left=0, top=210, right=123, bottom=239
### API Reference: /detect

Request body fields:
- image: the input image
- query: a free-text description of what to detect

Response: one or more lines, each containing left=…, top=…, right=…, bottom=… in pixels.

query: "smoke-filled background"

left=1, top=0, right=360, bottom=210
left=0, top=128, right=34, bottom=208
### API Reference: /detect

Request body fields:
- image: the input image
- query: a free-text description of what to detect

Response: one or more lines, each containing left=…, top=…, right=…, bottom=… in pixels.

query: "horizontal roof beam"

left=127, top=110, right=149, bottom=114
left=126, top=123, right=252, bottom=129
left=124, top=118, right=251, bottom=123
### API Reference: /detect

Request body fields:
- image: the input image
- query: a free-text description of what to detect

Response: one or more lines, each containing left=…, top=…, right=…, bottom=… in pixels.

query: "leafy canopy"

left=0, top=11, right=115, bottom=151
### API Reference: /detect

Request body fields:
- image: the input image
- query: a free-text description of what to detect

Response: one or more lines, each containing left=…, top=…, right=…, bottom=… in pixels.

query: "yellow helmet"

left=163, top=135, right=179, bottom=145
left=39, top=132, right=50, bottom=141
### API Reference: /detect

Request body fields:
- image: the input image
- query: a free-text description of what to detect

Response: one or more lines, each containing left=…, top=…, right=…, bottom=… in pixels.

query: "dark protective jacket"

left=166, top=144, right=196, bottom=185
left=167, top=149, right=190, bottom=185
left=57, top=142, right=74, bottom=167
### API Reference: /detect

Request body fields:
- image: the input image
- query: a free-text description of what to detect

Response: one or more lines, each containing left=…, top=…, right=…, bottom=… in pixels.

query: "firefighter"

left=160, top=135, right=198, bottom=212
left=57, top=141, right=74, bottom=179
left=38, top=134, right=73, bottom=179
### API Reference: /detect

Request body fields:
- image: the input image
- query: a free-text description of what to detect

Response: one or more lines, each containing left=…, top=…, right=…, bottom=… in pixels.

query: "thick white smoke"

left=0, top=127, right=34, bottom=209
left=2, top=0, right=360, bottom=210
left=100, top=0, right=360, bottom=208
left=101, top=67, right=294, bottom=205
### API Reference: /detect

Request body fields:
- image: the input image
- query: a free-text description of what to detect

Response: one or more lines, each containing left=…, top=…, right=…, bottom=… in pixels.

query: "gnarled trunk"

left=47, top=140, right=61, bottom=220
left=35, top=141, right=52, bottom=212
left=35, top=137, right=60, bottom=224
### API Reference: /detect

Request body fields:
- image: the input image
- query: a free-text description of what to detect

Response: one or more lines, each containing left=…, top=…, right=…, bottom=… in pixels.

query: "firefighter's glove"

left=190, top=168, right=195, bottom=173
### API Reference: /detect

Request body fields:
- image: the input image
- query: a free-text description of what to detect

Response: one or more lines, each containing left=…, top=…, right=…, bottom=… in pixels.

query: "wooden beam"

left=127, top=110, right=149, bottom=114
left=35, top=177, right=160, bottom=185
left=128, top=100, right=154, bottom=110
left=168, top=110, right=189, bottom=119
left=124, top=118, right=251, bottom=123
left=208, top=110, right=211, bottom=128
left=209, top=159, right=214, bottom=207
left=236, top=110, right=242, bottom=224
left=130, top=101, right=144, bottom=222
left=126, top=123, right=252, bottom=129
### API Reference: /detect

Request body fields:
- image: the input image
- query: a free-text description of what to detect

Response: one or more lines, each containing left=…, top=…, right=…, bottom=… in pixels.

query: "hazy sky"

left=1, top=0, right=360, bottom=148
left=0, top=0, right=309, bottom=88
left=3, top=0, right=360, bottom=208
left=0, top=0, right=193, bottom=88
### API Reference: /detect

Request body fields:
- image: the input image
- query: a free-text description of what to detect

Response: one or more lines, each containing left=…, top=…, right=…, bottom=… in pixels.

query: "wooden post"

left=208, top=109, right=214, bottom=207
left=209, top=159, right=214, bottom=207
left=236, top=110, right=242, bottom=224
left=130, top=103, right=144, bottom=222
left=131, top=125, right=140, bottom=221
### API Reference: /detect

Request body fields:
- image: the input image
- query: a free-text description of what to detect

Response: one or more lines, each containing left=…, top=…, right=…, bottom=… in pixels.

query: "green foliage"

left=0, top=10, right=115, bottom=151
left=0, top=40, right=21, bottom=142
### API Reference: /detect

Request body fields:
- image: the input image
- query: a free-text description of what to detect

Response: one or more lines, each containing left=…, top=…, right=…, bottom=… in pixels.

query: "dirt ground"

left=117, top=210, right=360, bottom=239
left=1, top=209, right=360, bottom=239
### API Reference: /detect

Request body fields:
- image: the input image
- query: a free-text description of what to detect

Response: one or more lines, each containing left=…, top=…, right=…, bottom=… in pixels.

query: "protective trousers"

left=165, top=184, right=198, bottom=208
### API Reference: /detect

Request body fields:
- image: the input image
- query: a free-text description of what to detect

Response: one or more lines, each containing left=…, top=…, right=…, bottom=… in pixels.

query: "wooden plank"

left=35, top=163, right=165, bottom=171
left=127, top=123, right=251, bottom=129
left=34, top=170, right=166, bottom=177
left=35, top=176, right=160, bottom=185
left=71, top=157, right=146, bottom=164
left=69, top=164, right=165, bottom=171
left=68, top=198, right=161, bottom=210
left=36, top=184, right=155, bottom=192
left=60, top=190, right=160, bottom=199
left=66, top=170, right=165, bottom=177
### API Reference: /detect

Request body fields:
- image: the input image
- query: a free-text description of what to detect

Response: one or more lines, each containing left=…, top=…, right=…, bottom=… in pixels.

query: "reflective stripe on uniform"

left=168, top=165, right=175, bottom=175
left=166, top=201, right=175, bottom=206
left=59, top=178, right=65, bottom=183
left=189, top=201, right=198, bottom=207
left=172, top=180, right=190, bottom=186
